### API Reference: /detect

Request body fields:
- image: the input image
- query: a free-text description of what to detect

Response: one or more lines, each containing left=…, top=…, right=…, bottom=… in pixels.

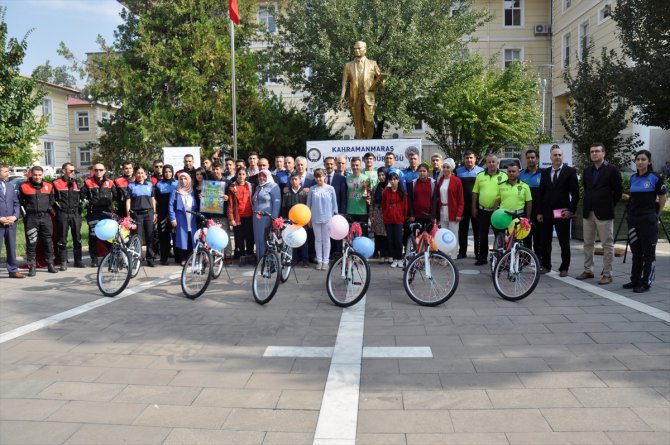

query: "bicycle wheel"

left=181, top=249, right=213, bottom=299
left=211, top=253, right=224, bottom=279
left=127, top=234, right=142, bottom=278
left=403, top=251, right=459, bottom=306
left=326, top=251, right=370, bottom=307
left=97, top=248, right=132, bottom=297
left=280, top=244, right=293, bottom=283
left=493, top=246, right=540, bottom=301
left=252, top=251, right=281, bottom=305
left=489, top=232, right=505, bottom=276
left=403, top=234, right=416, bottom=268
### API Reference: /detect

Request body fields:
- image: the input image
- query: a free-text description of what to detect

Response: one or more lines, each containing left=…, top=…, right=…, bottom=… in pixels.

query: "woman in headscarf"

left=251, top=169, right=281, bottom=262
left=367, top=166, right=389, bottom=263
left=169, top=173, right=199, bottom=265
left=432, top=157, right=463, bottom=257
left=155, top=164, right=178, bottom=264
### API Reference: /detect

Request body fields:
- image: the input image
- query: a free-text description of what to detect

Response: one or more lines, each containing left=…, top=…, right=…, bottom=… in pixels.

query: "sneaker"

left=302, top=260, right=309, bottom=268
left=91, top=260, right=98, bottom=268
left=322, top=263, right=329, bottom=270
left=315, top=263, right=322, bottom=270
left=390, top=260, right=398, bottom=268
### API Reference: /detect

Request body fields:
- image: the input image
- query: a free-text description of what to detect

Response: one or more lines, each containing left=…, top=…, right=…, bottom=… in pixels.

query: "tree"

left=32, top=60, right=77, bottom=88
left=0, top=6, right=46, bottom=167
left=612, top=0, right=670, bottom=129
left=416, top=56, right=541, bottom=160
left=268, top=0, right=489, bottom=138
left=560, top=43, right=642, bottom=170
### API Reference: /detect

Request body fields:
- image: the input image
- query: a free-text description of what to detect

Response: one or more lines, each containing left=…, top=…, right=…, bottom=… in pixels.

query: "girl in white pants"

left=307, top=169, right=338, bottom=270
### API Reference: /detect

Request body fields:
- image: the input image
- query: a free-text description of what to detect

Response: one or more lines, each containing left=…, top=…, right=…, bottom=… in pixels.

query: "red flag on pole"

left=229, top=0, right=239, bottom=25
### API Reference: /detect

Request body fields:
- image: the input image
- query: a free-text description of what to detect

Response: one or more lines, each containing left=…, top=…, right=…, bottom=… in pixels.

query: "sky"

left=2, top=0, right=125, bottom=86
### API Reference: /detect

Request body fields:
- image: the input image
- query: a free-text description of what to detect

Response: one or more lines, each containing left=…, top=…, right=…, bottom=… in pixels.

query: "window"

left=598, top=2, right=612, bottom=23
left=578, top=20, right=590, bottom=61
left=563, top=0, right=571, bottom=11
left=451, top=1, right=463, bottom=16
left=504, top=48, right=523, bottom=68
left=44, top=142, right=55, bottom=166
left=413, top=121, right=425, bottom=131
left=563, top=32, right=571, bottom=68
left=78, top=145, right=92, bottom=167
left=76, top=111, right=90, bottom=132
left=100, top=111, right=111, bottom=123
left=257, top=4, right=276, bottom=33
left=504, top=0, right=522, bottom=27
left=42, top=98, right=53, bottom=126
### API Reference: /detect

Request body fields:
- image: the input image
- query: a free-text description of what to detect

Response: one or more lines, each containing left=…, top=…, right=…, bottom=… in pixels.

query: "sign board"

left=539, top=143, right=573, bottom=168
left=200, top=180, right=227, bottom=214
left=305, top=139, right=422, bottom=172
left=162, top=147, right=201, bottom=171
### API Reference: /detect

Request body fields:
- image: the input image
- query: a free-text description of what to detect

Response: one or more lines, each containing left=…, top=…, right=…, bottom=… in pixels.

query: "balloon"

left=282, top=224, right=307, bottom=248
left=434, top=228, right=457, bottom=254
left=491, top=209, right=513, bottom=230
left=352, top=236, right=374, bottom=259
left=193, top=228, right=207, bottom=244
left=328, top=214, right=349, bottom=241
left=94, top=219, right=119, bottom=241
left=289, top=203, right=312, bottom=226
left=206, top=226, right=229, bottom=250
left=509, top=217, right=531, bottom=240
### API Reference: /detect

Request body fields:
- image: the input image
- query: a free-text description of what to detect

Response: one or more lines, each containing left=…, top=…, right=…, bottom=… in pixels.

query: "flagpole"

left=230, top=18, right=238, bottom=161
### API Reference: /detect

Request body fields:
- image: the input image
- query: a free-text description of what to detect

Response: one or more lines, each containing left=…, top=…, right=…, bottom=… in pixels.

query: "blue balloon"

left=206, top=226, right=229, bottom=251
left=94, top=219, right=119, bottom=241
left=352, top=236, right=374, bottom=259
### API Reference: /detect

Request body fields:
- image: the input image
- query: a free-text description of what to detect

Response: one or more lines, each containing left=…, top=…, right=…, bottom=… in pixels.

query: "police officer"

left=19, top=166, right=57, bottom=276
left=52, top=162, right=84, bottom=270
left=81, top=163, right=117, bottom=267
left=497, top=162, right=532, bottom=219
left=127, top=166, right=157, bottom=267
left=155, top=164, right=178, bottom=265
left=623, top=150, right=667, bottom=293
left=472, top=154, right=507, bottom=266
left=114, top=161, right=134, bottom=217
left=519, top=149, right=542, bottom=257
left=455, top=150, right=484, bottom=259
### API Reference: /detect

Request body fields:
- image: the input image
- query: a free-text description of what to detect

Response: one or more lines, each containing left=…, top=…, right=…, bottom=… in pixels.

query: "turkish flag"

left=229, top=0, right=239, bottom=25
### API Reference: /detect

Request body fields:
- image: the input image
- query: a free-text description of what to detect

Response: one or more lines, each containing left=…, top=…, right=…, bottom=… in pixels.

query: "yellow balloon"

left=509, top=218, right=531, bottom=240
left=289, top=203, right=312, bottom=226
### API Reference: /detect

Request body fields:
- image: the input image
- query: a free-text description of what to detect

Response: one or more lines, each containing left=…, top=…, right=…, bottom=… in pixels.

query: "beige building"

left=67, top=97, right=116, bottom=171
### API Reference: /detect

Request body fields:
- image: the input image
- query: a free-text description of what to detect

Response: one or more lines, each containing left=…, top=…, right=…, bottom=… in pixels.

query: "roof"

left=19, top=75, right=80, bottom=94
left=67, top=97, right=91, bottom=106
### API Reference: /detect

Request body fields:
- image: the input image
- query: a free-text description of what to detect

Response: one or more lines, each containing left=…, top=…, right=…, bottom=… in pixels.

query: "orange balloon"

left=289, top=203, right=312, bottom=226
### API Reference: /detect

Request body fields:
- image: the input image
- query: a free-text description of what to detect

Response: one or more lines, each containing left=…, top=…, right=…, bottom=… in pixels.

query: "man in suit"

left=324, top=156, right=347, bottom=258
left=295, top=156, right=315, bottom=189
left=578, top=143, right=623, bottom=285
left=339, top=41, right=385, bottom=139
left=538, top=145, right=579, bottom=277
left=0, top=164, right=25, bottom=278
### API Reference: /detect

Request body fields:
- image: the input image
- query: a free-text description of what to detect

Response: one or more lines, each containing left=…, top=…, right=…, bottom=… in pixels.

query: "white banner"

left=162, top=147, right=201, bottom=170
left=539, top=143, right=573, bottom=168
left=306, top=139, right=422, bottom=172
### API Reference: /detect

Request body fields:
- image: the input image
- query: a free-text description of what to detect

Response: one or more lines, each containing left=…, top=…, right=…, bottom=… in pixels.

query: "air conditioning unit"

left=534, top=23, right=551, bottom=36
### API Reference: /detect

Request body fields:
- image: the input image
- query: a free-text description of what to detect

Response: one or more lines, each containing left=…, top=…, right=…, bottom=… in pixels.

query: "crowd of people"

left=0, top=144, right=665, bottom=293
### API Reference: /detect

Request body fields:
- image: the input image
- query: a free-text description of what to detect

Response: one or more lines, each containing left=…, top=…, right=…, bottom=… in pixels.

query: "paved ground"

left=0, top=238, right=668, bottom=445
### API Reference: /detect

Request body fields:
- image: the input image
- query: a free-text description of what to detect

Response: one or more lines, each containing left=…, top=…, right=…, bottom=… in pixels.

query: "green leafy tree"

left=561, top=43, right=642, bottom=170
left=612, top=0, right=670, bottom=129
left=416, top=56, right=541, bottom=160
left=32, top=60, right=77, bottom=88
left=0, top=6, right=46, bottom=166
left=268, top=0, right=490, bottom=138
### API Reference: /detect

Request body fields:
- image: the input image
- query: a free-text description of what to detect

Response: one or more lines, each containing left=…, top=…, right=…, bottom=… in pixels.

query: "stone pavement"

left=0, top=238, right=668, bottom=445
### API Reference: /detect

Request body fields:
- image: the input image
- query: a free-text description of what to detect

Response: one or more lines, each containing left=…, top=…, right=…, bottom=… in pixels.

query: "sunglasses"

left=94, top=169, right=105, bottom=172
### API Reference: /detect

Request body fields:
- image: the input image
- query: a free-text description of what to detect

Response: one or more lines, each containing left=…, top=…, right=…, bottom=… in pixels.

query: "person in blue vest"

left=623, top=150, right=667, bottom=293
left=519, top=149, right=543, bottom=259
left=455, top=151, right=484, bottom=259
left=155, top=165, right=178, bottom=265
left=126, top=166, right=157, bottom=267
left=169, top=173, right=199, bottom=265
left=402, top=147, right=421, bottom=184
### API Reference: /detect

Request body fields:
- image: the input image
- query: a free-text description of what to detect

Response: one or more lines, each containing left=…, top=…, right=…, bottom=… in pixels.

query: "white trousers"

left=313, top=222, right=331, bottom=264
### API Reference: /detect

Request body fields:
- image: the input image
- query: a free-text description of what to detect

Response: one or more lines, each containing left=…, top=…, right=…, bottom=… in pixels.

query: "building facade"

left=67, top=98, right=116, bottom=171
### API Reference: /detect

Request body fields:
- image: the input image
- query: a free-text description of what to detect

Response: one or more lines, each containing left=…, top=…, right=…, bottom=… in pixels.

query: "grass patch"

left=14, top=218, right=90, bottom=258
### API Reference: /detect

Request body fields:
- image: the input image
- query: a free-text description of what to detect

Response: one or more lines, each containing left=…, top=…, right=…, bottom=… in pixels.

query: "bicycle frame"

left=339, top=221, right=363, bottom=279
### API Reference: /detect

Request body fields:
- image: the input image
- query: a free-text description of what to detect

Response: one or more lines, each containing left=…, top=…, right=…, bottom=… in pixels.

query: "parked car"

left=8, top=176, right=26, bottom=191
left=498, top=158, right=521, bottom=172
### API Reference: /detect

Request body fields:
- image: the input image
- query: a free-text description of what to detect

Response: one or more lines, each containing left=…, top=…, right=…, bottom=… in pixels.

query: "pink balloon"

left=328, top=214, right=349, bottom=240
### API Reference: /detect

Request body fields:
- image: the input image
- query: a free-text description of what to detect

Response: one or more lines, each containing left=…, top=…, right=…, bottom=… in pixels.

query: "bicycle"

left=403, top=220, right=459, bottom=306
left=96, top=214, right=141, bottom=297
left=252, top=212, right=295, bottom=305
left=489, top=213, right=540, bottom=301
left=326, top=220, right=371, bottom=307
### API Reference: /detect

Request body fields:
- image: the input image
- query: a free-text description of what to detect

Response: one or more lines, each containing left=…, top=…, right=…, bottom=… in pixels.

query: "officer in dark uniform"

left=623, top=150, right=667, bottom=293
left=52, top=162, right=85, bottom=270
left=114, top=161, right=134, bottom=218
left=127, top=166, right=157, bottom=267
left=81, top=163, right=117, bottom=267
left=154, top=164, right=178, bottom=264
left=19, top=166, right=57, bottom=276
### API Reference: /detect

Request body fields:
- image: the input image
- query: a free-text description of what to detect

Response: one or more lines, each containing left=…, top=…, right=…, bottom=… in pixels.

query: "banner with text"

left=306, top=139, right=422, bottom=172
left=162, top=147, right=202, bottom=171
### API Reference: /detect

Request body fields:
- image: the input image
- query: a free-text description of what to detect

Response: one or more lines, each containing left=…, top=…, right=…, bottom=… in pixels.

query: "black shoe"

left=239, top=256, right=247, bottom=267
left=28, top=266, right=36, bottom=277
left=622, top=281, right=638, bottom=290
left=146, top=259, right=155, bottom=267
left=474, top=260, right=487, bottom=266
left=633, top=284, right=650, bottom=293
left=457, top=253, right=466, bottom=259
left=47, top=264, right=58, bottom=273
left=59, top=262, right=67, bottom=271
left=74, top=261, right=86, bottom=268
left=160, top=260, right=169, bottom=265
left=91, top=260, right=98, bottom=268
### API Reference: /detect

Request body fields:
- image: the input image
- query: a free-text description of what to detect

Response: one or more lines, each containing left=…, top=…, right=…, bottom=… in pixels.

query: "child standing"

left=382, top=172, right=408, bottom=268
left=228, top=167, right=255, bottom=266
left=307, top=168, right=338, bottom=270
left=283, top=173, right=309, bottom=267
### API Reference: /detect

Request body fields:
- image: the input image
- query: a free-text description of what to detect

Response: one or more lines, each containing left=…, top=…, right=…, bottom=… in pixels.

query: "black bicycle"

left=96, top=214, right=141, bottom=297
left=252, top=212, right=295, bottom=305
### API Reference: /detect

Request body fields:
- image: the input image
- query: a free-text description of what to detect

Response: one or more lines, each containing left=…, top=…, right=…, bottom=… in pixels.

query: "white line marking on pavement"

left=547, top=271, right=670, bottom=322
left=0, top=273, right=181, bottom=344
left=362, top=346, right=432, bottom=358
left=264, top=346, right=334, bottom=358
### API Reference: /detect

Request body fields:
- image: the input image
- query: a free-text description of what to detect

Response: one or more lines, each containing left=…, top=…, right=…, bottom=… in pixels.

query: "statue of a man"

left=339, top=41, right=385, bottom=139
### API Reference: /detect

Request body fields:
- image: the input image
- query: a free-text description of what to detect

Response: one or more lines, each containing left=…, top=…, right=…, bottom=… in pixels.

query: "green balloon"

left=491, top=209, right=513, bottom=230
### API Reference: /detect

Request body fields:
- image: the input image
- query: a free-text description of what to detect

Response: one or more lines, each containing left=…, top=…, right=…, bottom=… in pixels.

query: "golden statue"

left=339, top=41, right=385, bottom=139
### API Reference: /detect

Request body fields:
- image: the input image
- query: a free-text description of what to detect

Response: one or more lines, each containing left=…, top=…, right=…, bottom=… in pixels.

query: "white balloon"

left=282, top=225, right=307, bottom=248
left=328, top=214, right=349, bottom=241
left=434, top=228, right=457, bottom=254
